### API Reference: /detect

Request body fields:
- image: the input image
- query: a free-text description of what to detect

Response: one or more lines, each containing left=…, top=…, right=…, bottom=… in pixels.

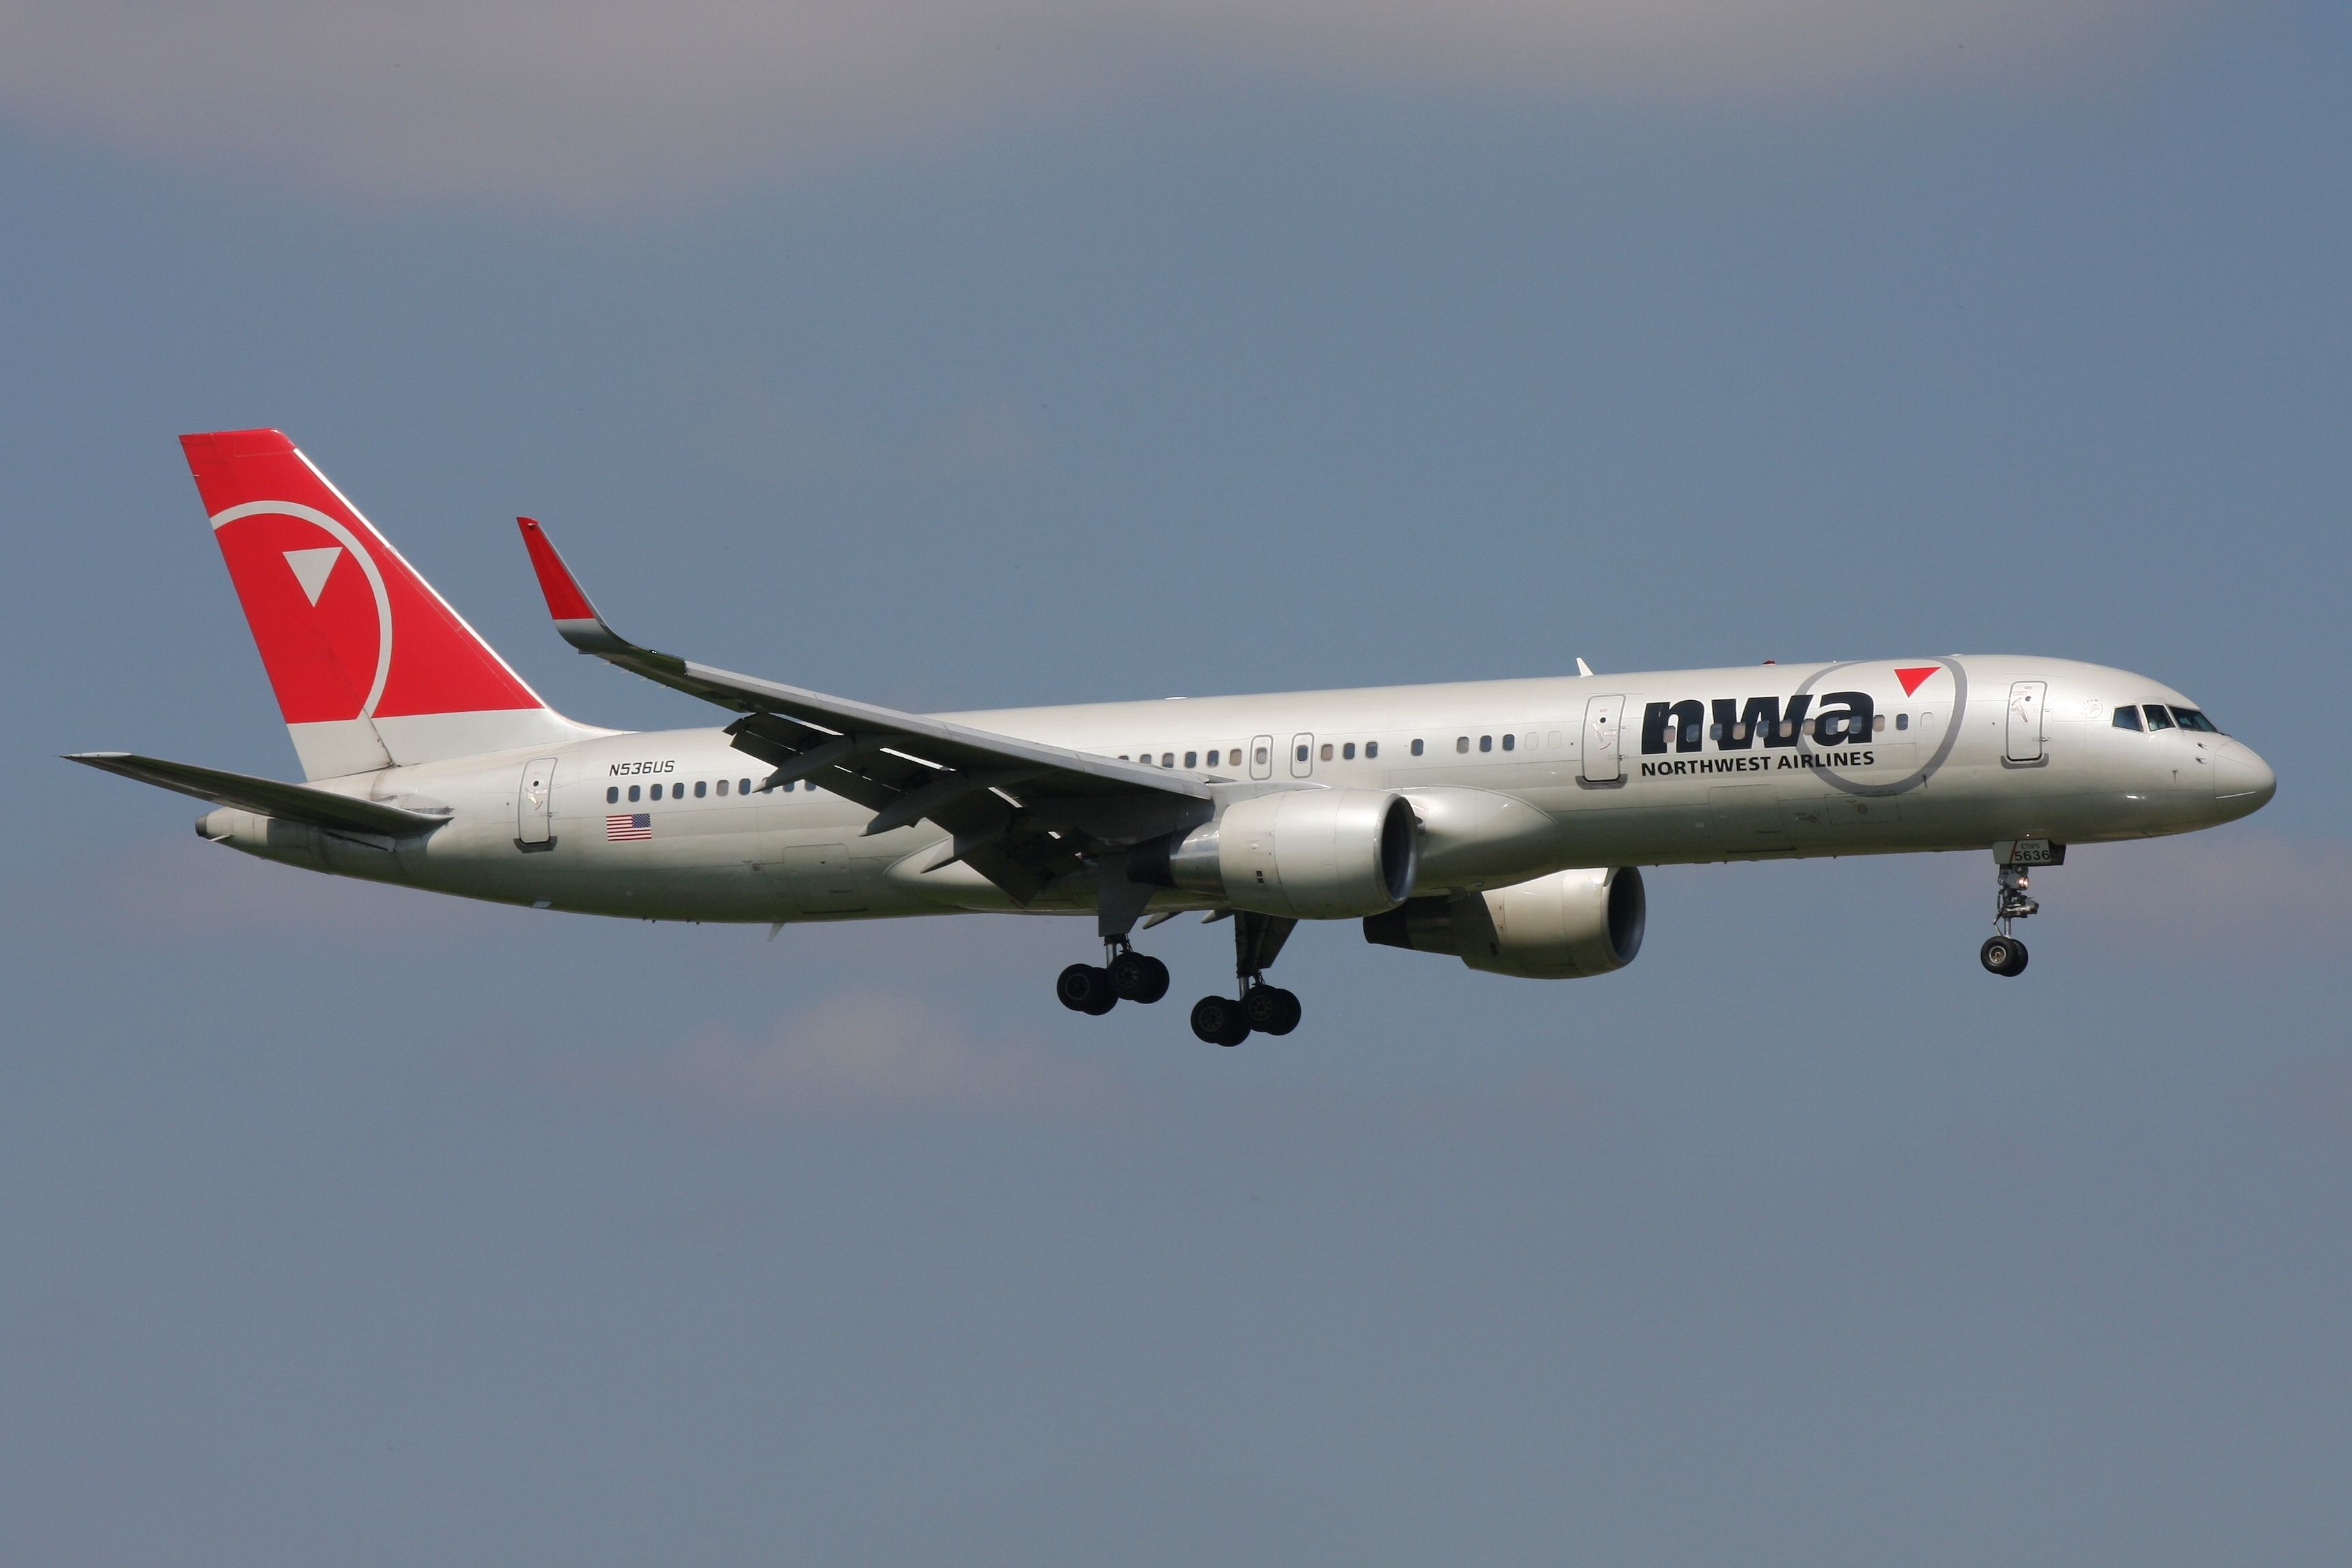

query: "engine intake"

left=1363, top=866, right=1644, bottom=978
left=1140, top=789, right=1419, bottom=919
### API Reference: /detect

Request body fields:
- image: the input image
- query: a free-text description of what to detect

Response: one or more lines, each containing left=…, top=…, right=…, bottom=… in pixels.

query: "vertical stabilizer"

left=181, top=429, right=601, bottom=779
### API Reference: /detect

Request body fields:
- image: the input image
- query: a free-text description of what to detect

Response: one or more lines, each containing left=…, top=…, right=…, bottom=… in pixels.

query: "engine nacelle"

left=1147, top=789, right=1419, bottom=919
left=1363, top=866, right=1645, bottom=978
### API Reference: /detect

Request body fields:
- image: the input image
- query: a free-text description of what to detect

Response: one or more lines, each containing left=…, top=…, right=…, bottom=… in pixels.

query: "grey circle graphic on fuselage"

left=1785, top=657, right=1967, bottom=798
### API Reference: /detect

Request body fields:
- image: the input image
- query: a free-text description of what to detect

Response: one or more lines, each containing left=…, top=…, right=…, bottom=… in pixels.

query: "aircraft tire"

left=1243, top=986, right=1301, bottom=1036
left=1190, top=995, right=1251, bottom=1046
left=1980, top=936, right=2028, bottom=977
left=1058, top=963, right=1119, bottom=1014
left=1110, top=951, right=1171, bottom=1004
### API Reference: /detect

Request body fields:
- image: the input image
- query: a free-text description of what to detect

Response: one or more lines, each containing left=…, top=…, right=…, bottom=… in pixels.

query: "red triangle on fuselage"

left=1895, top=665, right=1940, bottom=696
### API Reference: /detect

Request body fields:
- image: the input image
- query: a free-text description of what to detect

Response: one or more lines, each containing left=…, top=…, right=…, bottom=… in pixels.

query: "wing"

left=65, top=753, right=449, bottom=837
left=515, top=518, right=1211, bottom=902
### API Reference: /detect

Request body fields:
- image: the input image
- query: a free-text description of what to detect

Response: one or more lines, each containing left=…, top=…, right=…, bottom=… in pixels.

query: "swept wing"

left=515, top=518, right=1211, bottom=901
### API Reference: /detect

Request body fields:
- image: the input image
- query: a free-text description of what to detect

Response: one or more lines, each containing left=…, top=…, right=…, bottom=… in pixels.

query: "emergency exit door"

left=1581, top=695, right=1625, bottom=783
left=2006, top=682, right=2047, bottom=764
left=517, top=757, right=558, bottom=847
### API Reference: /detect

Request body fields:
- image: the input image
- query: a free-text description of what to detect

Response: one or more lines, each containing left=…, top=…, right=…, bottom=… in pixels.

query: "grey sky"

left=2, top=3, right=2347, bottom=1563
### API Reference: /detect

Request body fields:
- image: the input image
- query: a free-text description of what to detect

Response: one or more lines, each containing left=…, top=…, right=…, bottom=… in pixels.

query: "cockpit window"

left=2111, top=705, right=2143, bottom=731
left=2172, top=707, right=2220, bottom=733
left=2143, top=704, right=2175, bottom=730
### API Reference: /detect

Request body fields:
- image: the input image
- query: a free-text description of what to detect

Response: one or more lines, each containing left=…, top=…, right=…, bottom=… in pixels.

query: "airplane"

left=71, top=429, right=2277, bottom=1044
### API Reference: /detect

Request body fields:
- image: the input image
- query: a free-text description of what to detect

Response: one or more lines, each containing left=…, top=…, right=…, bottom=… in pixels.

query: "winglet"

left=517, top=517, right=633, bottom=654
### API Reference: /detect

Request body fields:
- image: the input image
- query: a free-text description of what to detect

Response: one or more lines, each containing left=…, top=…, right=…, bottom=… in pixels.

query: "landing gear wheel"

left=1057, top=963, right=1119, bottom=1014
left=1242, top=985, right=1301, bottom=1036
left=1109, top=950, right=1171, bottom=1004
left=1979, top=935, right=2028, bottom=977
left=1190, top=995, right=1252, bottom=1046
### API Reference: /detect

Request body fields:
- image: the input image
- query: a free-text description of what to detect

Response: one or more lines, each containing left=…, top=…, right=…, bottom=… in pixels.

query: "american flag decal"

left=605, top=813, right=653, bottom=842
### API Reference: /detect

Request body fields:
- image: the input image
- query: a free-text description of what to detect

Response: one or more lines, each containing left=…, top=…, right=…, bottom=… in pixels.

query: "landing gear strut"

left=1189, top=911, right=1301, bottom=1046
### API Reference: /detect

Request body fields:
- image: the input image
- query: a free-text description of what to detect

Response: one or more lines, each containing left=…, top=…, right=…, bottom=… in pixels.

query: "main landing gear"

left=1189, top=911, right=1301, bottom=1047
left=1979, top=850, right=2051, bottom=978
left=1056, top=911, right=1303, bottom=1045
left=1057, top=938, right=1171, bottom=1015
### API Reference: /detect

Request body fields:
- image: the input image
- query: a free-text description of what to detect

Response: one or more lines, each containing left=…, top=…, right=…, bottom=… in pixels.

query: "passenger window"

left=1872, top=714, right=1886, bottom=733
left=1320, top=743, right=1333, bottom=762
left=1709, top=723, right=1722, bottom=740
left=1479, top=735, right=1492, bottom=753
left=1456, top=736, right=1469, bottom=753
left=1185, top=751, right=1198, bottom=768
left=1295, top=744, right=1309, bottom=763
left=1895, top=714, right=1910, bottom=732
left=695, top=780, right=707, bottom=798
left=739, top=778, right=752, bottom=794
left=2112, top=706, right=2143, bottom=732
left=1411, top=738, right=1423, bottom=756
left=1256, top=747, right=1269, bottom=766
left=717, top=779, right=729, bottom=795
left=1342, top=742, right=1355, bottom=760
left=1206, top=750, right=1218, bottom=767
left=606, top=786, right=619, bottom=804
left=2174, top=708, right=2219, bottom=732
left=2144, top=704, right=2175, bottom=730
left=627, top=785, right=641, bottom=802
left=1501, top=734, right=1515, bottom=751
left=1161, top=753, right=1174, bottom=768
left=1365, top=741, right=1378, bottom=759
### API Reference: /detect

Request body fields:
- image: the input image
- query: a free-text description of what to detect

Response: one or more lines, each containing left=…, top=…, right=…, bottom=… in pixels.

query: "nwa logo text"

left=1638, top=691, right=1876, bottom=778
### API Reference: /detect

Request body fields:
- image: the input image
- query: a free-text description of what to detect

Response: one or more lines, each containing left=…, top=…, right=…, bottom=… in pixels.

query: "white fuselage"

left=199, top=654, right=2274, bottom=925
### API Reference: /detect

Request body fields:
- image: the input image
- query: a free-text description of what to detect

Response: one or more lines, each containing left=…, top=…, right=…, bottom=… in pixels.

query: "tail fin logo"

left=211, top=500, right=395, bottom=723
left=284, top=546, right=344, bottom=606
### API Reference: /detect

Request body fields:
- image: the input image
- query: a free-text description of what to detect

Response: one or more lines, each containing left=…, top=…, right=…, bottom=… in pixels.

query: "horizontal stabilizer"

left=63, top=753, right=449, bottom=836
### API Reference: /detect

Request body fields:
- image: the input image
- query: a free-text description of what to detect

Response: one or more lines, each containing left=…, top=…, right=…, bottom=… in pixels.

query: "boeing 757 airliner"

left=72, top=430, right=2276, bottom=1043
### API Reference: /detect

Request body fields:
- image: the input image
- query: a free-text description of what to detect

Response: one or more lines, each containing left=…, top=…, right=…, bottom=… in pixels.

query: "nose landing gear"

left=1980, top=843, right=2059, bottom=977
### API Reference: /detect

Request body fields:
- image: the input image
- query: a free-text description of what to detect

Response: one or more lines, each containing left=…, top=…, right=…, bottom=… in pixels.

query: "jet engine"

left=1363, top=866, right=1645, bottom=978
left=1141, top=789, right=1419, bottom=919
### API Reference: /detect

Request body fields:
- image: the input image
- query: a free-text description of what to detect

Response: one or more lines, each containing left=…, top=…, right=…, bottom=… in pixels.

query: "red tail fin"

left=183, top=429, right=595, bottom=777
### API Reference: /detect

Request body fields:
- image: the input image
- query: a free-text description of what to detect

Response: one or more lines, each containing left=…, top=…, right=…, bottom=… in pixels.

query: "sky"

left=1, top=1, right=2348, bottom=1563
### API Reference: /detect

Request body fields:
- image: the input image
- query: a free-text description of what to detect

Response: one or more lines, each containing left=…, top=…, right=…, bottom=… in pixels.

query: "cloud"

left=644, top=992, right=1117, bottom=1117
left=0, top=0, right=2209, bottom=207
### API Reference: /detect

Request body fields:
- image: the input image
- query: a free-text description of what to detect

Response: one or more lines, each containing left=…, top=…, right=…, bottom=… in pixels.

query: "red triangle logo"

left=1895, top=665, right=1939, bottom=696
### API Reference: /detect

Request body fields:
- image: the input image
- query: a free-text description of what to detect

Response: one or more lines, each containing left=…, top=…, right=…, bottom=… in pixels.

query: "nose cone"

left=2212, top=739, right=2276, bottom=818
